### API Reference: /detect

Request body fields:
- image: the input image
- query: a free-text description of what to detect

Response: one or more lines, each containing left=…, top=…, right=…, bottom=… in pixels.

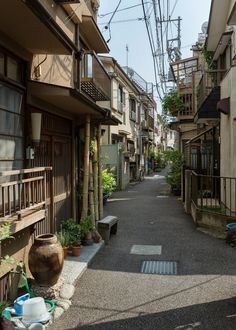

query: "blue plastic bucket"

left=226, top=222, right=236, bottom=231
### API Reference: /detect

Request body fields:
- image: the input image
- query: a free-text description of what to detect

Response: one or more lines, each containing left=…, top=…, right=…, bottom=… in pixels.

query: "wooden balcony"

left=178, top=92, right=194, bottom=120
left=81, top=51, right=111, bottom=102
left=0, top=167, right=51, bottom=232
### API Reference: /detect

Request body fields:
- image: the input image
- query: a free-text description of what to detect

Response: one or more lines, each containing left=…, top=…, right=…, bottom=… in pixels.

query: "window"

left=129, top=98, right=136, bottom=121
left=0, top=84, right=24, bottom=167
left=7, top=57, right=21, bottom=82
left=0, top=50, right=24, bottom=84
left=117, top=85, right=123, bottom=113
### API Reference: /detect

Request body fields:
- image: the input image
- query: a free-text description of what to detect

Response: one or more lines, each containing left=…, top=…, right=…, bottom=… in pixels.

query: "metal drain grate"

left=141, top=261, right=178, bottom=275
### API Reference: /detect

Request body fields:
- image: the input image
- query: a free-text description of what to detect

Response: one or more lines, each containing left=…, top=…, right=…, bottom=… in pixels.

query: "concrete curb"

left=61, top=240, right=105, bottom=285
left=51, top=241, right=105, bottom=323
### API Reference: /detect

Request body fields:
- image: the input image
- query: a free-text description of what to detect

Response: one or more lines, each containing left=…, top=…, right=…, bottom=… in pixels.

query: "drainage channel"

left=140, top=261, right=178, bottom=275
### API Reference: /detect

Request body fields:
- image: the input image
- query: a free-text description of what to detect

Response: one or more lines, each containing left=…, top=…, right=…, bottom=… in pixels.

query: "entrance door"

left=30, top=111, right=73, bottom=234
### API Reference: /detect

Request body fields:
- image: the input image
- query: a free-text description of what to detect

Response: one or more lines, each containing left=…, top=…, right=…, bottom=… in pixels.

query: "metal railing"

left=81, top=51, right=111, bottom=101
left=147, top=114, right=154, bottom=130
left=197, top=70, right=226, bottom=108
left=191, top=171, right=236, bottom=217
left=123, top=66, right=154, bottom=97
left=0, top=167, right=52, bottom=221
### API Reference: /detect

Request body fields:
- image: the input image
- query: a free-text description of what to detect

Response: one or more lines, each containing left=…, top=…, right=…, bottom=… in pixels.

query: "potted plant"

left=80, top=215, right=94, bottom=245
left=69, top=230, right=81, bottom=257
left=162, top=89, right=185, bottom=116
left=61, top=219, right=81, bottom=256
left=56, top=230, right=70, bottom=257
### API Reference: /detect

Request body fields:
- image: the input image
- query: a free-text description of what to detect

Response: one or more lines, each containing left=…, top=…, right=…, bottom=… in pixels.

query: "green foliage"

left=165, top=150, right=184, bottom=189
left=149, top=149, right=166, bottom=168
left=80, top=215, right=94, bottom=239
left=0, top=222, right=13, bottom=241
left=56, top=230, right=71, bottom=247
left=0, top=301, right=9, bottom=314
left=90, top=139, right=97, bottom=156
left=201, top=45, right=216, bottom=70
left=162, top=89, right=185, bottom=116
left=0, top=255, right=15, bottom=265
left=102, top=169, right=116, bottom=197
left=61, top=218, right=81, bottom=246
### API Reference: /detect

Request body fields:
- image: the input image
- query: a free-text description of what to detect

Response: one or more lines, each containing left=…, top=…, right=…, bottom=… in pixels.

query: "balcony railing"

left=197, top=70, right=226, bottom=109
left=0, top=167, right=51, bottom=222
left=147, top=114, right=154, bottom=130
left=81, top=51, right=111, bottom=102
left=191, top=171, right=236, bottom=218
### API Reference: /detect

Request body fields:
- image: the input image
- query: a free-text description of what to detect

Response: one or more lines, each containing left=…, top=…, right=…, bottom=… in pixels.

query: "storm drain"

left=140, top=261, right=178, bottom=275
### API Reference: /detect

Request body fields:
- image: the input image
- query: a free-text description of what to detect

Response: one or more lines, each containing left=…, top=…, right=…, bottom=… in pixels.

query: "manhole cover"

left=140, top=261, right=178, bottom=275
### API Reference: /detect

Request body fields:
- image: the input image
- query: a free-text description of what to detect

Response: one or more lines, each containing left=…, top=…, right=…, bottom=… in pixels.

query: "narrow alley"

left=49, top=171, right=236, bottom=330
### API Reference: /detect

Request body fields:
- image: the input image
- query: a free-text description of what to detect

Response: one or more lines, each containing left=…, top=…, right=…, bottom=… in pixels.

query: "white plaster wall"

left=220, top=67, right=236, bottom=211
left=31, top=54, right=74, bottom=87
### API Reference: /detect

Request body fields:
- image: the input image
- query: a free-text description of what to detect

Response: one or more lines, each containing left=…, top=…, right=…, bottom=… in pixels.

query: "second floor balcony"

left=81, top=51, right=111, bottom=102
left=195, top=70, right=226, bottom=123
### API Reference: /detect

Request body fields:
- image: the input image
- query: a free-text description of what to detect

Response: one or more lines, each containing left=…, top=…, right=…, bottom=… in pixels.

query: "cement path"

left=49, top=170, right=236, bottom=330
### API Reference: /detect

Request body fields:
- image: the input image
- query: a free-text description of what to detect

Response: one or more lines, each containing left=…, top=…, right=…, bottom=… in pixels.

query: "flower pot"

left=63, top=246, right=69, bottom=258
left=28, top=234, right=64, bottom=286
left=85, top=231, right=92, bottom=240
left=71, top=245, right=81, bottom=257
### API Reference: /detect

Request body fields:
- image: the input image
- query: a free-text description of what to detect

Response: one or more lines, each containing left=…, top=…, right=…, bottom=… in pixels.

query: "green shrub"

left=162, top=89, right=185, bottom=116
left=165, top=150, right=184, bottom=189
left=0, top=222, right=13, bottom=242
left=61, top=218, right=81, bottom=246
left=80, top=215, right=94, bottom=239
left=102, top=169, right=116, bottom=197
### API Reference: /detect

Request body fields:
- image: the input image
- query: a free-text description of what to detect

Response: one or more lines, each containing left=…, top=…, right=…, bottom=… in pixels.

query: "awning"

left=28, top=81, right=109, bottom=119
left=213, top=32, right=232, bottom=61
left=0, top=0, right=77, bottom=55
left=171, top=56, right=198, bottom=83
left=118, top=129, right=131, bottom=135
left=228, top=2, right=236, bottom=25
left=217, top=97, right=230, bottom=115
left=194, top=87, right=220, bottom=123
left=185, top=127, right=213, bottom=145
left=80, top=16, right=109, bottom=54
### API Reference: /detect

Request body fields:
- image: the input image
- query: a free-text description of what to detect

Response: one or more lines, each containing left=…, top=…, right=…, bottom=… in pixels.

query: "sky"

left=97, top=0, right=212, bottom=105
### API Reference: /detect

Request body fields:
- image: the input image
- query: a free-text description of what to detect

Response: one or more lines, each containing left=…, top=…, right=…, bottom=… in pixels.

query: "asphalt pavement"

left=49, top=169, right=236, bottom=330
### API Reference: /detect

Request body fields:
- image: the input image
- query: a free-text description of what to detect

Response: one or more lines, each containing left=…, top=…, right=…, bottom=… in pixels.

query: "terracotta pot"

left=63, top=246, right=69, bottom=258
left=28, top=234, right=64, bottom=286
left=71, top=245, right=81, bottom=257
left=84, top=231, right=92, bottom=240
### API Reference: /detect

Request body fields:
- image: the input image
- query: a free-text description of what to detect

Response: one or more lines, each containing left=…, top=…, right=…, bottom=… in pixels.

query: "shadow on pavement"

left=72, top=296, right=236, bottom=330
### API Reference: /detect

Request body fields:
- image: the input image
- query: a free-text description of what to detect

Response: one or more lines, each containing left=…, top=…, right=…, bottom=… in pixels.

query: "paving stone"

left=53, top=306, right=64, bottom=320
left=56, top=298, right=71, bottom=311
left=59, top=283, right=75, bottom=300
left=31, top=277, right=64, bottom=300
left=28, top=324, right=46, bottom=330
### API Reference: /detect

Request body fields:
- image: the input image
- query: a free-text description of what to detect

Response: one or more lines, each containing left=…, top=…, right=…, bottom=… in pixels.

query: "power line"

left=141, top=0, right=163, bottom=101
left=98, top=2, right=150, bottom=18
left=105, top=0, right=122, bottom=43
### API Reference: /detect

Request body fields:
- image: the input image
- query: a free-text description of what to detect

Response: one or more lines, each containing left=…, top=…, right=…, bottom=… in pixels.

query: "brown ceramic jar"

left=28, top=234, right=64, bottom=286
